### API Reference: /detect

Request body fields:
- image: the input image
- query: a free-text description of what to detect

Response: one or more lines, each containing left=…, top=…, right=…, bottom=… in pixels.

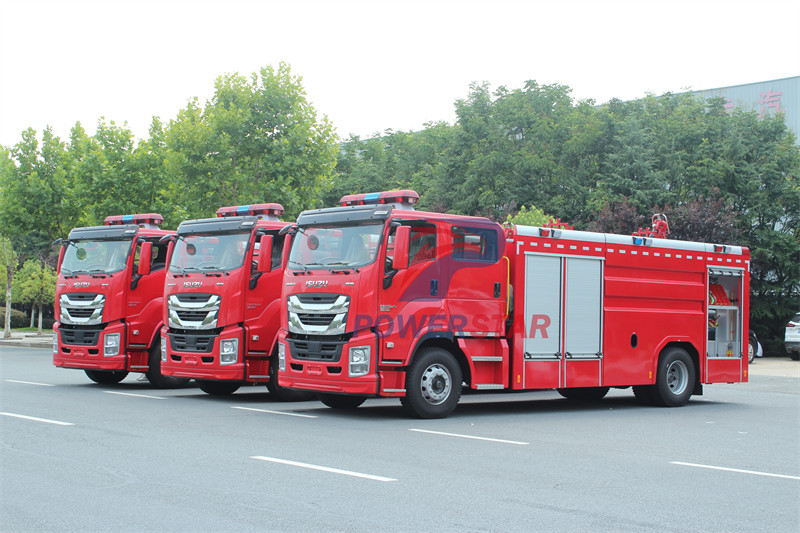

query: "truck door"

left=244, top=231, right=286, bottom=369
left=522, top=254, right=603, bottom=389
left=127, top=238, right=169, bottom=358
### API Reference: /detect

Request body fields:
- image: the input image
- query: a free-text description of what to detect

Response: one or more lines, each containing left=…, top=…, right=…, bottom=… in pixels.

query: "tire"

left=748, top=338, right=757, bottom=364
left=197, top=380, right=241, bottom=395
left=316, top=393, right=366, bottom=410
left=790, top=352, right=800, bottom=361
left=267, top=355, right=314, bottom=402
left=557, top=386, right=610, bottom=401
left=650, top=347, right=696, bottom=407
left=146, top=338, right=191, bottom=389
left=84, top=369, right=128, bottom=384
left=402, top=347, right=462, bottom=419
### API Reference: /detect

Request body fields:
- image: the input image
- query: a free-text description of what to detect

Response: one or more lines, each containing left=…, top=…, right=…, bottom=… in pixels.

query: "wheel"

left=790, top=352, right=800, bottom=361
left=316, top=393, right=366, bottom=409
left=267, top=355, right=314, bottom=402
left=84, top=369, right=128, bottom=384
left=748, top=338, right=757, bottom=364
left=197, top=380, right=241, bottom=395
left=402, top=347, right=462, bottom=419
left=146, top=338, right=191, bottom=389
left=651, top=347, right=696, bottom=407
left=557, top=387, right=610, bottom=401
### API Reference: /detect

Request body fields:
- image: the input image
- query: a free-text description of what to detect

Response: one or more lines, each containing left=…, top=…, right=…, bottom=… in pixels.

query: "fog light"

left=277, top=342, right=286, bottom=372
left=161, top=336, right=167, bottom=362
left=349, top=345, right=370, bottom=377
left=220, top=338, right=238, bottom=365
left=104, top=333, right=120, bottom=357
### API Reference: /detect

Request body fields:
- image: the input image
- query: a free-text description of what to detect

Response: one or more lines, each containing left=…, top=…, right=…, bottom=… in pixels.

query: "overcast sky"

left=1, top=0, right=798, bottom=148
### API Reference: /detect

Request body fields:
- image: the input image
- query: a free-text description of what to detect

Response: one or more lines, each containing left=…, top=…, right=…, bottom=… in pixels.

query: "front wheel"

left=146, top=339, right=191, bottom=389
left=748, top=338, right=757, bottom=364
left=316, top=393, right=366, bottom=410
left=85, top=369, right=128, bottom=384
left=267, top=355, right=314, bottom=402
left=402, top=347, right=462, bottom=419
left=651, top=347, right=696, bottom=407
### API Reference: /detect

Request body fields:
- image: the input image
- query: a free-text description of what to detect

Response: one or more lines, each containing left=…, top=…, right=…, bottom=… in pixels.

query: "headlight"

left=277, top=342, right=286, bottom=372
left=219, top=338, right=238, bottom=365
left=53, top=331, right=58, bottom=354
left=349, top=345, right=371, bottom=377
left=104, top=333, right=121, bottom=357
left=160, top=336, right=167, bottom=362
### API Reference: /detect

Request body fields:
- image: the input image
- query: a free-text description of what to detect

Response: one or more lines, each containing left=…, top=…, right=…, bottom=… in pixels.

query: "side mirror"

left=257, top=235, right=273, bottom=273
left=392, top=226, right=410, bottom=270
left=57, top=245, right=66, bottom=274
left=137, top=241, right=152, bottom=276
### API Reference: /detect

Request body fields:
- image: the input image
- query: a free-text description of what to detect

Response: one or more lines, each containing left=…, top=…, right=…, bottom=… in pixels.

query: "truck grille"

left=59, top=326, right=103, bottom=346
left=60, top=293, right=105, bottom=326
left=168, top=329, right=220, bottom=353
left=287, top=337, right=345, bottom=362
left=168, top=293, right=220, bottom=330
left=287, top=293, right=349, bottom=335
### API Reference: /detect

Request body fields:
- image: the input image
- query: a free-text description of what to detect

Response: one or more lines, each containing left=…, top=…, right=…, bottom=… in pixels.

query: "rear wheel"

left=266, top=354, right=314, bottom=402
left=651, top=347, right=696, bottom=407
left=316, top=393, right=366, bottom=409
left=197, top=380, right=240, bottom=395
left=84, top=369, right=128, bottom=384
left=402, top=347, right=462, bottom=419
left=748, top=338, right=757, bottom=364
left=146, top=339, right=191, bottom=389
left=557, top=387, right=610, bottom=401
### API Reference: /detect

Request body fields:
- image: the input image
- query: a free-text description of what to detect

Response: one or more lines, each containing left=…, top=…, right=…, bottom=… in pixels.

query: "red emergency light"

left=339, top=190, right=419, bottom=210
left=216, top=203, right=284, bottom=221
left=104, top=214, right=163, bottom=228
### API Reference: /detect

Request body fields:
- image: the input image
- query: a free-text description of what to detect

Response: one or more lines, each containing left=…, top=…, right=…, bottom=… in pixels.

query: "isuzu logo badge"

left=306, top=280, right=328, bottom=287
left=183, top=281, right=203, bottom=288
left=73, top=282, right=90, bottom=288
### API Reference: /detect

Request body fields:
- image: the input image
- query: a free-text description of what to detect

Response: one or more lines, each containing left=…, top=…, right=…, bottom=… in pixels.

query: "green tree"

left=14, top=259, right=57, bottom=334
left=166, top=63, right=338, bottom=219
left=0, top=235, right=19, bottom=338
left=506, top=205, right=552, bottom=227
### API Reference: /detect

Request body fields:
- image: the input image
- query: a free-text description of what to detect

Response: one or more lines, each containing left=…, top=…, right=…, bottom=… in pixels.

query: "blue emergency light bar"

left=216, top=203, right=284, bottom=220
left=339, top=190, right=419, bottom=209
left=103, top=213, right=163, bottom=227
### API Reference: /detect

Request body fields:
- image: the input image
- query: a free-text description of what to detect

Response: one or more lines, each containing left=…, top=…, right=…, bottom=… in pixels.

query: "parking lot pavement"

left=0, top=331, right=51, bottom=349
left=749, top=355, right=800, bottom=378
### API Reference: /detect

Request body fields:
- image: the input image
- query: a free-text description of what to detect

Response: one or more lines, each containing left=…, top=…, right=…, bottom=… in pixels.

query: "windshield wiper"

left=288, top=260, right=310, bottom=275
left=88, top=269, right=108, bottom=278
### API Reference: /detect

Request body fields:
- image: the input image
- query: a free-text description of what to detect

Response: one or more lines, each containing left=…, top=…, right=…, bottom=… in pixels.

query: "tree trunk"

left=3, top=268, right=12, bottom=338
left=30, top=305, right=35, bottom=328
left=37, top=302, right=43, bottom=335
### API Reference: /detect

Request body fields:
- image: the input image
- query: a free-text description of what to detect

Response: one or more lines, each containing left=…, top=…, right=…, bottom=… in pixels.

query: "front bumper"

left=53, top=321, right=127, bottom=371
left=278, top=330, right=379, bottom=395
left=161, top=326, right=246, bottom=380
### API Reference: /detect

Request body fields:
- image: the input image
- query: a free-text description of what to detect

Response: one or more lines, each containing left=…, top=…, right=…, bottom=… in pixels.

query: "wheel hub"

left=420, top=364, right=451, bottom=405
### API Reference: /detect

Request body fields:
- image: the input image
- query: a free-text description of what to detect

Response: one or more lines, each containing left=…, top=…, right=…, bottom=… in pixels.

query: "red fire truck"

left=53, top=214, right=188, bottom=388
left=277, top=190, right=750, bottom=418
left=160, top=203, right=308, bottom=400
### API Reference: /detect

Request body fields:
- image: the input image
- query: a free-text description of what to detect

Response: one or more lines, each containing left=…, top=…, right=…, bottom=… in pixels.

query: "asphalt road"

left=2, top=346, right=798, bottom=532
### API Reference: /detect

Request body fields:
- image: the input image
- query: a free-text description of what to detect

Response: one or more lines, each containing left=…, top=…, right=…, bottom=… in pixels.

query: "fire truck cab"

left=277, top=190, right=750, bottom=418
left=160, top=203, right=308, bottom=400
left=53, top=214, right=187, bottom=387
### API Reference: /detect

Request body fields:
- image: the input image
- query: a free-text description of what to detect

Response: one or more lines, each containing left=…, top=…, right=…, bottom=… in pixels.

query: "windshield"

left=289, top=223, right=384, bottom=270
left=61, top=239, right=133, bottom=274
left=170, top=232, right=251, bottom=273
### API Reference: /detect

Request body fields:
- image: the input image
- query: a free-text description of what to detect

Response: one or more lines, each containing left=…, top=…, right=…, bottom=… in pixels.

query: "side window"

left=271, top=234, right=285, bottom=270
left=151, top=241, right=168, bottom=271
left=384, top=227, right=396, bottom=274
left=452, top=226, right=499, bottom=263
left=409, top=225, right=436, bottom=265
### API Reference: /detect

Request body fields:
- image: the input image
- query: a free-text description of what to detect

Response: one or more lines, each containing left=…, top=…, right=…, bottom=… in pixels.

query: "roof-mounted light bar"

left=216, top=203, right=284, bottom=221
left=104, top=213, right=164, bottom=229
left=339, top=189, right=419, bottom=210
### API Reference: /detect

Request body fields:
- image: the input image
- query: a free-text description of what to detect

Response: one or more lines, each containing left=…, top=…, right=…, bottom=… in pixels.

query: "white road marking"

left=232, top=406, right=317, bottom=418
left=5, top=379, right=55, bottom=387
left=251, top=456, right=396, bottom=482
left=0, top=412, right=74, bottom=426
left=409, top=428, right=529, bottom=445
left=671, top=462, right=800, bottom=481
left=103, top=391, right=166, bottom=400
